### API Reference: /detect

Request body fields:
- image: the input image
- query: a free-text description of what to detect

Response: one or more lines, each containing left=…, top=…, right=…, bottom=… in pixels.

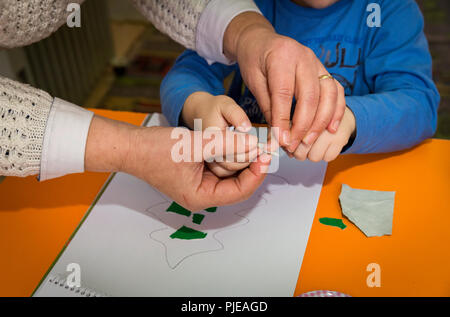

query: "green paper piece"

left=319, top=217, right=347, bottom=230
left=192, top=213, right=205, bottom=225
left=166, top=202, right=191, bottom=217
left=205, top=207, right=217, bottom=213
left=170, top=226, right=207, bottom=240
left=339, top=184, right=395, bottom=237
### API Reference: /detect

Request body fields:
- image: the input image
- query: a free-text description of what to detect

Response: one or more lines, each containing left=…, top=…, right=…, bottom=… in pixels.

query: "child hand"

left=182, top=92, right=257, bottom=177
left=291, top=107, right=356, bottom=162
left=182, top=92, right=251, bottom=131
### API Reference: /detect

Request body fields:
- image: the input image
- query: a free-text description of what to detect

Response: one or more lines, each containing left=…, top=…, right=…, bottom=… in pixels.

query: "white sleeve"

left=39, top=98, right=93, bottom=181
left=196, top=0, right=262, bottom=65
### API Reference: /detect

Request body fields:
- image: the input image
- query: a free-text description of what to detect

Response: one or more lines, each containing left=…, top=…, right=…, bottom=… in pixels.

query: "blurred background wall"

left=417, top=0, right=450, bottom=139
left=0, top=0, right=448, bottom=139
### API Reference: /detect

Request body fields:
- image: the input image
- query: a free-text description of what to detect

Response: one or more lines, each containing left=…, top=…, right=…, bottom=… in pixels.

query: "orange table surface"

left=1, top=109, right=449, bottom=297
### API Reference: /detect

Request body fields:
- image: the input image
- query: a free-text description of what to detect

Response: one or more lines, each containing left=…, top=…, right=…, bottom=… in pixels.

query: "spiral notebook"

left=34, top=275, right=107, bottom=297
left=33, top=114, right=327, bottom=297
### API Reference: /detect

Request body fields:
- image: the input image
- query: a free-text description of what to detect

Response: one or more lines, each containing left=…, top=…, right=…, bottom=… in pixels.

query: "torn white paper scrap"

left=339, top=184, right=395, bottom=237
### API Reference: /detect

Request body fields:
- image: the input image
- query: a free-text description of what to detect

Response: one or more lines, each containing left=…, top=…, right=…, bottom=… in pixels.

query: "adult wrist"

left=196, top=0, right=262, bottom=65
left=119, top=126, right=143, bottom=177
left=224, top=12, right=275, bottom=62
left=84, top=115, right=139, bottom=174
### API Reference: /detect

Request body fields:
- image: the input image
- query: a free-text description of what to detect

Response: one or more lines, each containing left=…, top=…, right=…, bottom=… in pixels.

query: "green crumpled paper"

left=339, top=184, right=395, bottom=237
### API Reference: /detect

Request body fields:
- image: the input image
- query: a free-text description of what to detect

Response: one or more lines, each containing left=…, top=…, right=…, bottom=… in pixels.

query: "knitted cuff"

left=0, top=76, right=53, bottom=177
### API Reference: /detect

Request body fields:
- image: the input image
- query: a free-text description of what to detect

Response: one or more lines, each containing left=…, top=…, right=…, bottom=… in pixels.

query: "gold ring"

left=319, top=74, right=333, bottom=81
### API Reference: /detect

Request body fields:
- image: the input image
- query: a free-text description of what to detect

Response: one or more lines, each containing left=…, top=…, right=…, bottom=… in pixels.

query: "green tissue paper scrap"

left=192, top=213, right=205, bottom=225
left=319, top=217, right=347, bottom=230
left=205, top=207, right=217, bottom=213
left=166, top=202, right=191, bottom=217
left=170, top=226, right=207, bottom=240
left=339, top=184, right=395, bottom=237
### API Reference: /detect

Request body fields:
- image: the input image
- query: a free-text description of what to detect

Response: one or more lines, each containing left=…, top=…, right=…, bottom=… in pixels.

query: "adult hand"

left=223, top=12, right=345, bottom=153
left=85, top=116, right=270, bottom=211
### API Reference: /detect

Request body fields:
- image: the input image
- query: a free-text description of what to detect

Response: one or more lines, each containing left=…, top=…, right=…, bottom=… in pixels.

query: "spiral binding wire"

left=47, top=275, right=107, bottom=297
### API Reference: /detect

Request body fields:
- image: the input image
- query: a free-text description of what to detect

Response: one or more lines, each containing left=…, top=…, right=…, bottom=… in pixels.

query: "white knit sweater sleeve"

left=0, top=76, right=52, bottom=177
left=0, top=0, right=84, bottom=49
left=132, top=0, right=208, bottom=50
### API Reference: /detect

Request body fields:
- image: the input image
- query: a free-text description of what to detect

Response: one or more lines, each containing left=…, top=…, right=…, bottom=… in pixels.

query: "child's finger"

left=307, top=132, right=332, bottom=162
left=323, top=143, right=343, bottom=162
left=220, top=101, right=252, bottom=132
left=202, top=130, right=258, bottom=162
left=218, top=161, right=251, bottom=172
left=218, top=145, right=258, bottom=164
left=208, top=146, right=258, bottom=177
left=327, top=80, right=346, bottom=133
left=293, top=142, right=311, bottom=161
left=220, top=146, right=259, bottom=168
left=230, top=146, right=259, bottom=163
left=285, top=149, right=294, bottom=158
left=207, top=162, right=237, bottom=178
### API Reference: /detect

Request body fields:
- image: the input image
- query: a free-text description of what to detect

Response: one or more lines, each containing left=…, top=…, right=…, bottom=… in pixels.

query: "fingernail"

left=331, top=120, right=340, bottom=132
left=282, top=130, right=291, bottom=145
left=303, top=132, right=318, bottom=145
left=286, top=143, right=296, bottom=153
left=238, top=121, right=251, bottom=132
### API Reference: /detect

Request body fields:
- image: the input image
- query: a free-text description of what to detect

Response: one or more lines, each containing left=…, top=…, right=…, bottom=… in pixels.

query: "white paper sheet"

left=34, top=114, right=327, bottom=297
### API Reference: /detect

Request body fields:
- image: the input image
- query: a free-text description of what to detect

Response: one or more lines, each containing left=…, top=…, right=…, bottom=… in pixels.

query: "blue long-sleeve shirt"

left=160, top=0, right=440, bottom=154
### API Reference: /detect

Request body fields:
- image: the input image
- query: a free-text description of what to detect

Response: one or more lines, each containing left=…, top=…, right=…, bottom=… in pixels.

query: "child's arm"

left=160, top=50, right=257, bottom=177
left=343, top=0, right=440, bottom=154
left=160, top=50, right=237, bottom=127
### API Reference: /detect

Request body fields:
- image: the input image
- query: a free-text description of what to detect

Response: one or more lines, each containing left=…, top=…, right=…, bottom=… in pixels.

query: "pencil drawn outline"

left=145, top=174, right=289, bottom=270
